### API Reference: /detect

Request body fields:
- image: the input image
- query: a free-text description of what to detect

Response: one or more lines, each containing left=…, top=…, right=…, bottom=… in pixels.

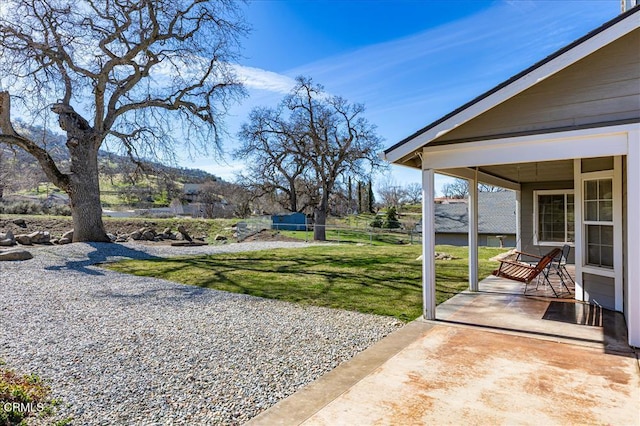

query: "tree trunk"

left=313, top=191, right=329, bottom=241
left=67, top=144, right=109, bottom=242
left=289, top=182, right=298, bottom=213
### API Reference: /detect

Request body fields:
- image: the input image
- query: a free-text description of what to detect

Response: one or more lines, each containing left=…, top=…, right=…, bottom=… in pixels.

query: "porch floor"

left=436, top=265, right=631, bottom=353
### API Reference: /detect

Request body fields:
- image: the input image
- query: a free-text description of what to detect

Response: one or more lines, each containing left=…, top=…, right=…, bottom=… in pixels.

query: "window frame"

left=533, top=189, right=575, bottom=246
left=582, top=173, right=615, bottom=271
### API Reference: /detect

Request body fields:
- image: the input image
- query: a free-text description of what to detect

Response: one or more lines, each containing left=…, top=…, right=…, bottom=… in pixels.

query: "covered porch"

left=416, top=125, right=639, bottom=348
left=384, top=9, right=639, bottom=347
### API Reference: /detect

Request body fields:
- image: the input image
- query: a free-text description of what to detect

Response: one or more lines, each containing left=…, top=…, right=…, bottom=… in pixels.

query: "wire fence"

left=236, top=218, right=422, bottom=245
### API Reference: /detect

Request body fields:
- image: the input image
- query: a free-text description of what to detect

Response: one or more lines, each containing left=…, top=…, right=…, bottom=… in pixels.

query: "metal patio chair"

left=548, top=244, right=575, bottom=291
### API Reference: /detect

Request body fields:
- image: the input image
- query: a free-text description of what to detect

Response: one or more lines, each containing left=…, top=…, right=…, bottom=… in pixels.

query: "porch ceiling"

left=475, top=159, right=574, bottom=184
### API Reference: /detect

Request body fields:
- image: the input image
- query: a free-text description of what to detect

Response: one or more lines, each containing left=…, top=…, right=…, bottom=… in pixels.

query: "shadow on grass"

left=45, top=242, right=161, bottom=276
left=114, top=253, right=426, bottom=320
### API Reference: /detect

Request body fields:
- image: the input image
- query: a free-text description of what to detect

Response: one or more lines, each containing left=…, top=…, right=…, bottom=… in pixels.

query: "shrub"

left=370, top=215, right=383, bottom=228
left=0, top=201, right=71, bottom=216
left=0, top=360, right=68, bottom=425
left=383, top=206, right=402, bottom=229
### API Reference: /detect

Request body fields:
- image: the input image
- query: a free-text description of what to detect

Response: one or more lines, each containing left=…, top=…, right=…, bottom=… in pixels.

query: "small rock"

left=214, top=235, right=227, bottom=241
left=0, top=248, right=33, bottom=261
left=142, top=229, right=156, bottom=241
left=58, top=237, right=72, bottom=245
left=107, top=233, right=117, bottom=242
left=27, top=231, right=50, bottom=244
left=15, top=235, right=32, bottom=245
left=0, top=238, right=15, bottom=246
left=0, top=230, right=14, bottom=241
left=62, top=230, right=74, bottom=240
left=177, top=225, right=192, bottom=242
left=12, top=218, right=26, bottom=227
left=130, top=231, right=143, bottom=240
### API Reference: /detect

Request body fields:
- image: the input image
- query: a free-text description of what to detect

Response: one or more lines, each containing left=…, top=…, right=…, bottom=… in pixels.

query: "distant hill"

left=3, top=120, right=219, bottom=181
left=0, top=120, right=227, bottom=207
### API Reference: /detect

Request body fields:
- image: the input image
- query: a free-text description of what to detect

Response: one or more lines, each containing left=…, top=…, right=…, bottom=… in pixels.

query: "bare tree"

left=236, top=76, right=384, bottom=240
left=403, top=182, right=422, bottom=204
left=0, top=0, right=246, bottom=241
left=235, top=107, right=312, bottom=213
left=441, top=178, right=507, bottom=199
left=377, top=176, right=406, bottom=208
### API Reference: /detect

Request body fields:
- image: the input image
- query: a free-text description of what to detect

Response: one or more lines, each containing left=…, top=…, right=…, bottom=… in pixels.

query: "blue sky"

left=184, top=0, right=622, bottom=193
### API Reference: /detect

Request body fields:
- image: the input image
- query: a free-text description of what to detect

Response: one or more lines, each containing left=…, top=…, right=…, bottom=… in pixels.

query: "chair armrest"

left=514, top=251, right=544, bottom=259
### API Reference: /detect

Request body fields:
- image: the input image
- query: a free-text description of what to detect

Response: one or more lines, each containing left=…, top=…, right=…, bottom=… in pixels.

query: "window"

left=534, top=190, right=574, bottom=245
left=584, top=178, right=613, bottom=268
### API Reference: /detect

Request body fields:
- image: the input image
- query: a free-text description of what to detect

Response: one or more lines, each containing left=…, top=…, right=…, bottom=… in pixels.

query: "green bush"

left=0, top=360, right=68, bottom=425
left=370, top=215, right=383, bottom=228
left=383, top=206, right=402, bottom=229
left=0, top=201, right=71, bottom=216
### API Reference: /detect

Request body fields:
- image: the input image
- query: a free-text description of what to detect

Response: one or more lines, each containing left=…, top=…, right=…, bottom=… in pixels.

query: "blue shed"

left=272, top=212, right=307, bottom=231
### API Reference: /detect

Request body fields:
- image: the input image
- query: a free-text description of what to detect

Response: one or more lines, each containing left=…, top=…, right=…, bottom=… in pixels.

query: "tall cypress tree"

left=348, top=176, right=353, bottom=212
left=368, top=179, right=375, bottom=213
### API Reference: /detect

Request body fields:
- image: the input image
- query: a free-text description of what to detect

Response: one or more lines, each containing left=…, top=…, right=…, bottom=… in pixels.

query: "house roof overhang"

left=382, top=6, right=640, bottom=169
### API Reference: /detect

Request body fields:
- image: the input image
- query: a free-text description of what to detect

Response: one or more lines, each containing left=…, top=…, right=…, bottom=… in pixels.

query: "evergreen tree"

left=383, top=206, right=402, bottom=229
left=348, top=176, right=353, bottom=212
left=370, top=215, right=383, bottom=228
left=368, top=179, right=375, bottom=213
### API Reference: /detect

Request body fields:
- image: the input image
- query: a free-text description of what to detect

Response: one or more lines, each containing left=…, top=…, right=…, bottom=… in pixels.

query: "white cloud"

left=231, top=65, right=296, bottom=94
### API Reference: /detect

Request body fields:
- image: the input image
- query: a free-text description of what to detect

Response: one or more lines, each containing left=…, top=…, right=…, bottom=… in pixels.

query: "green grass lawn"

left=275, top=228, right=421, bottom=246
left=105, top=245, right=506, bottom=322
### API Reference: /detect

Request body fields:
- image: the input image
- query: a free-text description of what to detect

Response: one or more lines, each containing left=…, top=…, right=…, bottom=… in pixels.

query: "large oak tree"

left=0, top=0, right=246, bottom=241
left=236, top=77, right=384, bottom=241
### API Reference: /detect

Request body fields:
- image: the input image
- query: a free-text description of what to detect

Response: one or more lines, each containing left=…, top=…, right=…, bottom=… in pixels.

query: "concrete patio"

left=249, top=269, right=640, bottom=425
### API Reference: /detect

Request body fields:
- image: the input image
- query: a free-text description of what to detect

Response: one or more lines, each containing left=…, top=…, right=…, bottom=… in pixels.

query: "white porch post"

left=422, top=167, right=436, bottom=320
left=627, top=132, right=640, bottom=347
left=515, top=190, right=522, bottom=252
left=573, top=159, right=585, bottom=301
left=468, top=171, right=479, bottom=291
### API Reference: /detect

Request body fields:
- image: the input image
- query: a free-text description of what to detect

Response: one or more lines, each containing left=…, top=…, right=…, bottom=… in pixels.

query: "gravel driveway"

left=0, top=242, right=402, bottom=425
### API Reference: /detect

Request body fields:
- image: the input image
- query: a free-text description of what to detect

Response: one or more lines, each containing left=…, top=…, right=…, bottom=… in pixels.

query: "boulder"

left=12, top=218, right=26, bottom=227
left=0, top=238, right=15, bottom=247
left=58, top=237, right=72, bottom=245
left=0, top=230, right=15, bottom=241
left=130, top=230, right=143, bottom=240
left=142, top=229, right=156, bottom=241
left=15, top=235, right=32, bottom=245
left=28, top=231, right=50, bottom=244
left=62, top=230, right=74, bottom=240
left=107, top=233, right=117, bottom=242
left=177, top=225, right=192, bottom=242
left=0, top=248, right=33, bottom=261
